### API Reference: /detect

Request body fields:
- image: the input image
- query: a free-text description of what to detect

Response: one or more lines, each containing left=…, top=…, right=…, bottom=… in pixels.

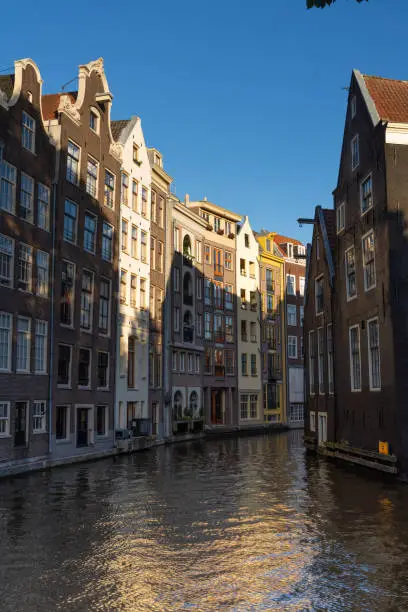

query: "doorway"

left=211, top=390, right=224, bottom=425
left=14, top=402, right=28, bottom=447
left=77, top=408, right=89, bottom=447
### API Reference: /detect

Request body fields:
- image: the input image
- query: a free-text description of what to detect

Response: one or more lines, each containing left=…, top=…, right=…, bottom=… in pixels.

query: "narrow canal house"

left=255, top=232, right=286, bottom=424
left=236, top=216, right=263, bottom=427
left=0, top=59, right=55, bottom=467
left=273, top=234, right=306, bottom=429
left=304, top=70, right=408, bottom=476
left=42, top=58, right=120, bottom=460
left=187, top=198, right=241, bottom=428
left=111, top=117, right=151, bottom=435
left=164, top=194, right=207, bottom=435
left=303, top=207, right=335, bottom=448
left=147, top=147, right=172, bottom=437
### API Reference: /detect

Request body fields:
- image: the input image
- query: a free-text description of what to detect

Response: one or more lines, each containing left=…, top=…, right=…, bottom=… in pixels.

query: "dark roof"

left=322, top=209, right=336, bottom=253
left=41, top=91, right=77, bottom=121
left=0, top=74, right=15, bottom=100
left=111, top=119, right=130, bottom=141
left=363, top=74, right=408, bottom=123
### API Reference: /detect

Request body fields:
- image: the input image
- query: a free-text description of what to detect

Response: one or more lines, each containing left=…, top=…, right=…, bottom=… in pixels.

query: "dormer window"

left=90, top=109, right=99, bottom=133
left=155, top=153, right=162, bottom=167
left=287, top=243, right=293, bottom=258
left=266, top=239, right=271, bottom=252
left=351, top=95, right=356, bottom=119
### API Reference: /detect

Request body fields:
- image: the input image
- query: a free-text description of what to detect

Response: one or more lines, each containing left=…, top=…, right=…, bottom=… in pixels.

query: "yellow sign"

left=379, top=441, right=389, bottom=455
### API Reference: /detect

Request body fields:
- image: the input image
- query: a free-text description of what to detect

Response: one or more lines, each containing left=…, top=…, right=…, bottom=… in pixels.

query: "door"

left=14, top=402, right=27, bottom=447
left=211, top=390, right=223, bottom=425
left=77, top=408, right=89, bottom=447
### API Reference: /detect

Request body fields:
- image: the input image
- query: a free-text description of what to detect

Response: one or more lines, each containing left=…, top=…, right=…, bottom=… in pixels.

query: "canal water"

left=1, top=431, right=408, bottom=611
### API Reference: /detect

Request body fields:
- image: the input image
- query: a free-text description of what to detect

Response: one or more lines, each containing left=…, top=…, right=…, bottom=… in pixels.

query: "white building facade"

left=236, top=216, right=263, bottom=425
left=112, top=117, right=151, bottom=433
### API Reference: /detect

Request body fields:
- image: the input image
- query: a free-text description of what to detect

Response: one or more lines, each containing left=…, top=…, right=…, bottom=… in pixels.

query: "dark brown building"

left=0, top=59, right=55, bottom=467
left=42, top=58, right=120, bottom=460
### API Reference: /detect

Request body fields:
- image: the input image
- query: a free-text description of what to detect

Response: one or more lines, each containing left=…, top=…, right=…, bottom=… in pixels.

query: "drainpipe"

left=48, top=181, right=57, bottom=456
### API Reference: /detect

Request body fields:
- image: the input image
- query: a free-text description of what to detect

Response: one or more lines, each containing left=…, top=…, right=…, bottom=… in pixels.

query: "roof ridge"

left=363, top=74, right=408, bottom=84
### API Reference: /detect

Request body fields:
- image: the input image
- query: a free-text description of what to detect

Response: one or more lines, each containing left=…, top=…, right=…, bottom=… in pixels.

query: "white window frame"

left=0, top=233, right=14, bottom=288
left=317, top=327, right=324, bottom=395
left=195, top=355, right=200, bottom=374
left=0, top=401, right=10, bottom=437
left=349, top=324, right=361, bottom=392
left=286, top=274, right=296, bottom=296
left=309, top=411, right=316, bottom=432
left=362, top=230, right=376, bottom=292
left=360, top=173, right=373, bottom=216
left=18, top=243, right=33, bottom=292
left=0, top=312, right=12, bottom=372
left=84, top=211, right=97, bottom=254
left=318, top=412, right=328, bottom=445
left=66, top=140, right=81, bottom=185
left=0, top=160, right=17, bottom=214
left=336, top=202, right=345, bottom=234
left=16, top=316, right=31, bottom=373
left=180, top=352, right=185, bottom=372
left=86, top=156, right=99, bottom=198
left=299, top=277, right=305, bottom=297
left=287, top=304, right=297, bottom=327
left=288, top=336, right=298, bottom=360
left=34, top=319, right=48, bottom=374
left=37, top=183, right=50, bottom=231
left=32, top=400, right=47, bottom=433
left=99, top=277, right=111, bottom=336
left=102, top=222, right=114, bottom=262
left=22, top=111, right=36, bottom=153
left=367, top=317, right=381, bottom=391
left=20, top=172, right=34, bottom=223
left=36, top=250, right=49, bottom=298
left=351, top=134, right=359, bottom=171
left=345, top=246, right=357, bottom=301
left=63, top=198, right=78, bottom=244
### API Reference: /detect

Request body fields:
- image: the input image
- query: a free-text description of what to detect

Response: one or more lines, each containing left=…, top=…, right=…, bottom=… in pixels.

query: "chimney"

left=203, top=196, right=207, bottom=202
left=185, top=193, right=190, bottom=206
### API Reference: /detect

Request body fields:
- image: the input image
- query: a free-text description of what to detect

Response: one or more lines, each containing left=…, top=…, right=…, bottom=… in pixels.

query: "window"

left=196, top=240, right=202, bottom=263
left=128, top=337, right=136, bottom=388
left=132, top=179, right=138, bottom=211
left=266, top=239, right=271, bottom=252
left=240, top=394, right=249, bottom=420
left=349, top=325, right=361, bottom=391
left=250, top=321, right=257, bottom=342
left=224, top=251, right=232, bottom=270
left=299, top=277, right=305, bottom=297
left=32, top=401, right=46, bottom=433
left=158, top=197, right=164, bottom=227
left=150, top=191, right=156, bottom=223
left=351, top=134, right=359, bottom=170
left=0, top=402, right=10, bottom=436
left=174, top=307, right=180, bottom=332
left=22, top=111, right=35, bottom=152
left=250, top=290, right=257, bottom=311
left=56, top=405, right=69, bottom=440
left=241, top=289, right=247, bottom=309
left=78, top=348, right=91, bottom=387
left=214, top=349, right=224, bottom=376
left=102, top=222, right=113, bottom=261
left=240, top=258, right=246, bottom=276
left=318, top=327, right=324, bottom=394
left=249, top=261, right=255, bottom=278
left=241, top=353, right=248, bottom=376
left=336, top=202, right=345, bottom=233
left=180, top=352, right=186, bottom=372
left=60, top=261, right=75, bottom=326
left=157, top=241, right=163, bottom=273
left=241, top=320, right=247, bottom=342
left=86, top=157, right=98, bottom=198
left=34, top=320, right=48, bottom=374
left=20, top=173, right=34, bottom=222
left=0, top=312, right=12, bottom=371
left=287, top=243, right=293, bottom=258
left=104, top=170, right=115, bottom=208
left=121, top=172, right=129, bottom=206
left=67, top=140, right=80, bottom=184
left=97, top=352, right=109, bottom=388
left=96, top=405, right=107, bottom=436
left=188, top=353, right=194, bottom=373
left=173, top=267, right=180, bottom=291
left=172, top=351, right=178, bottom=372
left=131, top=225, right=138, bottom=259
left=288, top=336, right=297, bottom=359
left=99, top=278, right=110, bottom=335
left=0, top=161, right=16, bottom=213
left=141, top=187, right=148, bottom=216
left=214, top=217, right=221, bottom=232
left=251, top=354, right=257, bottom=376
left=214, top=313, right=224, bottom=343
left=16, top=317, right=31, bottom=373
left=287, top=304, right=297, bottom=327
left=35, top=250, right=48, bottom=298
left=225, top=221, right=232, bottom=236
left=244, top=233, right=250, bottom=248
left=309, top=330, right=316, bottom=395
left=225, top=284, right=233, bottom=310
left=121, top=219, right=128, bottom=253
left=90, top=109, right=99, bottom=132
left=266, top=269, right=274, bottom=292
left=119, top=270, right=127, bottom=304
left=204, top=245, right=211, bottom=264
left=204, top=312, right=212, bottom=340
left=195, top=355, right=200, bottom=374
left=174, top=227, right=180, bottom=252
left=196, top=276, right=202, bottom=299
left=226, top=316, right=234, bottom=343
left=214, top=248, right=222, bottom=274
left=57, top=345, right=72, bottom=386
left=80, top=270, right=93, bottom=330
left=141, top=231, right=147, bottom=262
left=250, top=394, right=258, bottom=419
left=362, top=231, right=376, bottom=291
left=0, top=233, right=14, bottom=287
left=315, top=276, right=323, bottom=315
left=286, top=274, right=295, bottom=295
left=197, top=313, right=203, bottom=337
left=204, top=279, right=212, bottom=305
left=130, top=274, right=137, bottom=307
left=225, top=350, right=234, bottom=375
left=140, top=278, right=146, bottom=309
left=204, top=348, right=212, bottom=374
left=300, top=306, right=304, bottom=327
left=310, top=411, right=316, bottom=432
left=214, top=282, right=223, bottom=309
left=351, top=95, right=356, bottom=118
left=132, top=143, right=140, bottom=164
left=360, top=174, right=373, bottom=215
left=368, top=318, right=381, bottom=390
left=83, top=212, right=97, bottom=254
left=63, top=199, right=78, bottom=243
left=18, top=243, right=33, bottom=292
left=327, top=323, right=334, bottom=394
left=266, top=293, right=273, bottom=314
left=35, top=183, right=50, bottom=232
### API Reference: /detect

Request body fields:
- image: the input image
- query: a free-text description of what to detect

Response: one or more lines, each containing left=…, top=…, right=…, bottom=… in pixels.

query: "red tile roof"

left=41, top=91, right=77, bottom=121
left=273, top=234, right=304, bottom=247
left=363, top=75, right=408, bottom=123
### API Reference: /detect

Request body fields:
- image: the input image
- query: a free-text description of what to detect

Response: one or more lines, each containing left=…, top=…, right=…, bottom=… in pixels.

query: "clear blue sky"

left=0, top=0, right=405, bottom=244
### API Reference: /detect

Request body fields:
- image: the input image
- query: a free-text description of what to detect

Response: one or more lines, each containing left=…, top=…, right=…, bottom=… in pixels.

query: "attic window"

left=90, top=109, right=99, bottom=133
left=351, top=95, right=356, bottom=119
left=266, top=239, right=271, bottom=252
left=287, top=243, right=293, bottom=258
left=155, top=153, right=162, bottom=167
left=27, top=91, right=33, bottom=103
left=133, top=144, right=141, bottom=164
left=245, top=234, right=250, bottom=248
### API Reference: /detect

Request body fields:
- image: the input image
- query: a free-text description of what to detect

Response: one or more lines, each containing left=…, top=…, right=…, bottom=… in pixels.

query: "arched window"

left=183, top=310, right=193, bottom=343
left=173, top=391, right=183, bottom=421
left=183, top=234, right=192, bottom=257
left=189, top=391, right=198, bottom=417
left=183, top=272, right=193, bottom=305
